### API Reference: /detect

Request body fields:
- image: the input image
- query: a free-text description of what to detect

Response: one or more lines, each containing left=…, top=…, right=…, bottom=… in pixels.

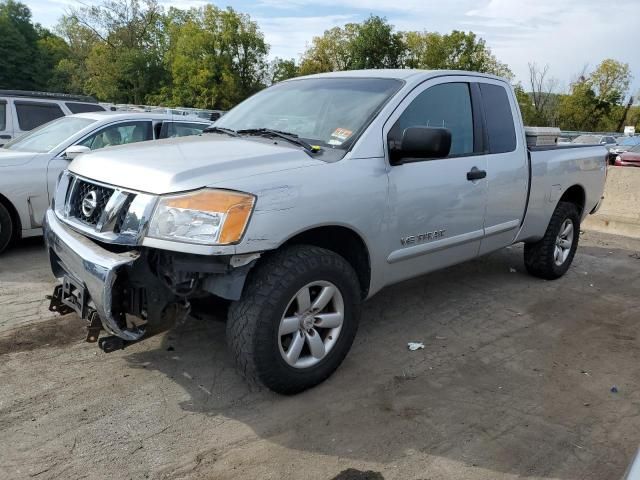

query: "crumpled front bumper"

left=44, top=208, right=144, bottom=341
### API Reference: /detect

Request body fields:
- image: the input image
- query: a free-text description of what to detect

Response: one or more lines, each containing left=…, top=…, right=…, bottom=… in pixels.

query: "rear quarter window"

left=479, top=83, right=517, bottom=154
left=0, top=101, right=6, bottom=131
left=66, top=102, right=105, bottom=114
left=15, top=101, right=64, bottom=131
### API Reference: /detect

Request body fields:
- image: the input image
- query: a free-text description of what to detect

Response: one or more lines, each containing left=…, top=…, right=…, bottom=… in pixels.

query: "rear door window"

left=0, top=101, right=6, bottom=131
left=15, top=101, right=64, bottom=131
left=65, top=102, right=105, bottom=114
left=478, top=83, right=517, bottom=154
left=78, top=121, right=152, bottom=150
left=159, top=121, right=208, bottom=139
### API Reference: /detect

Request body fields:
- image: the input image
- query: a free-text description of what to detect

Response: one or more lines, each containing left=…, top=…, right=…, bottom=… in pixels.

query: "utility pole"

left=617, top=95, right=634, bottom=133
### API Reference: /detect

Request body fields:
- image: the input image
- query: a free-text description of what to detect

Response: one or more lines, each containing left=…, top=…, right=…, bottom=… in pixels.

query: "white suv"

left=0, top=90, right=107, bottom=146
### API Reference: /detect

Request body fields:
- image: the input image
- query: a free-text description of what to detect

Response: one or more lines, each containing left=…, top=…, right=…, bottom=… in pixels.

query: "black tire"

left=0, top=202, right=13, bottom=254
left=524, top=201, right=580, bottom=280
left=227, top=245, right=361, bottom=394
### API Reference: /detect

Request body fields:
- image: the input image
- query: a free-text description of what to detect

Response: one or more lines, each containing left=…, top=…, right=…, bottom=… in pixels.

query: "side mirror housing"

left=64, top=145, right=91, bottom=160
left=389, top=127, right=452, bottom=165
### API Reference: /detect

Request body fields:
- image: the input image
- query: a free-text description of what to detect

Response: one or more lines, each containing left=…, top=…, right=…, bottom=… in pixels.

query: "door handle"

left=466, top=167, right=487, bottom=181
left=0, top=135, right=11, bottom=139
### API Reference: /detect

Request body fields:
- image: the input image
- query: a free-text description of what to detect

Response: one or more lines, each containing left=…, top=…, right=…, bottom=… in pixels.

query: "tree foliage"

left=403, top=30, right=512, bottom=78
left=0, top=1, right=635, bottom=133
left=299, top=16, right=404, bottom=74
left=0, top=0, right=63, bottom=90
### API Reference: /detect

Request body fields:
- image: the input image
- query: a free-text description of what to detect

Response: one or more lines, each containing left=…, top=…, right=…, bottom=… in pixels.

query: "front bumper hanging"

left=44, top=209, right=144, bottom=342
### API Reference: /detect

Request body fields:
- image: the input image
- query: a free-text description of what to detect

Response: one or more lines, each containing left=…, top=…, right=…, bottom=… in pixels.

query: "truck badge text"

left=401, top=229, right=446, bottom=246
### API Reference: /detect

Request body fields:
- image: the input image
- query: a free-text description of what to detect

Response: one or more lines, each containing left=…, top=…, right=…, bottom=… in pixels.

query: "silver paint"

left=42, top=70, right=607, bottom=339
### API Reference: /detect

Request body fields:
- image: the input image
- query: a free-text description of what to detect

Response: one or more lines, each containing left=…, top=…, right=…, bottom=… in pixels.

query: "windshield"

left=4, top=116, right=96, bottom=153
left=215, top=77, right=403, bottom=149
left=572, top=135, right=600, bottom=144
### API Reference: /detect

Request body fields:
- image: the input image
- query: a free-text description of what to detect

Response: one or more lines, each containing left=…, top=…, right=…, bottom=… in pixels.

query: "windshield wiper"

left=202, top=126, right=239, bottom=137
left=236, top=128, right=320, bottom=154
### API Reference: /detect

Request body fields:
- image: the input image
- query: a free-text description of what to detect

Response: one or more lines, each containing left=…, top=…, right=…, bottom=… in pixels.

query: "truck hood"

left=0, top=149, right=38, bottom=167
left=68, top=134, right=321, bottom=194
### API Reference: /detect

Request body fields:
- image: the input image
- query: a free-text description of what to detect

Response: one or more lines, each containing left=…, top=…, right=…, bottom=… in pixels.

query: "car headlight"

left=147, top=189, right=255, bottom=245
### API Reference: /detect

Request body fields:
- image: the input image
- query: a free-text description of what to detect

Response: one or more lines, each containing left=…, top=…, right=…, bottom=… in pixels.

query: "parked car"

left=0, top=112, right=211, bottom=253
left=44, top=70, right=607, bottom=394
left=0, top=90, right=107, bottom=146
left=610, top=136, right=640, bottom=156
left=572, top=134, right=617, bottom=147
left=614, top=144, right=640, bottom=167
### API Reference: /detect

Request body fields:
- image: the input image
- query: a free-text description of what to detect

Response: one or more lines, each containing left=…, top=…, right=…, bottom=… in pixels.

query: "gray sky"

left=27, top=0, right=640, bottom=98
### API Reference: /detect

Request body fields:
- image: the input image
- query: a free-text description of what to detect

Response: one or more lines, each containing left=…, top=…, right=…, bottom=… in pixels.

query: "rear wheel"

left=0, top=202, right=13, bottom=254
left=226, top=245, right=361, bottom=394
left=524, top=201, right=580, bottom=279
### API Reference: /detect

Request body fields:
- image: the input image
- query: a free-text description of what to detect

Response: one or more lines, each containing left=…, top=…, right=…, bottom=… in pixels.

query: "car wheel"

left=226, top=245, right=361, bottom=394
left=0, top=202, right=13, bottom=254
left=524, top=201, right=580, bottom=280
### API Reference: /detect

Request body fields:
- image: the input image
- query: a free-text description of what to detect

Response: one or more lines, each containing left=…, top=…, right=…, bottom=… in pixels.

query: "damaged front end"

left=45, top=208, right=258, bottom=352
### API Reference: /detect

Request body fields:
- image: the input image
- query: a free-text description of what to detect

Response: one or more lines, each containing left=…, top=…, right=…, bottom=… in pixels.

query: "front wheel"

left=524, top=201, right=580, bottom=280
left=0, top=202, right=14, bottom=254
left=226, top=245, right=361, bottom=394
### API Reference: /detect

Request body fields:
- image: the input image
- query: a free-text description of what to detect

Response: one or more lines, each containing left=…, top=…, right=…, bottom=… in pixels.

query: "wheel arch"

left=0, top=192, right=21, bottom=241
left=279, top=224, right=372, bottom=299
left=558, top=184, right=586, bottom=217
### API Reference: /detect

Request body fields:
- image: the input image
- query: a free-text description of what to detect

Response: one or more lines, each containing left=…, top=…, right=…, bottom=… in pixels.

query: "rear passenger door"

left=384, top=77, right=488, bottom=285
left=476, top=81, right=528, bottom=255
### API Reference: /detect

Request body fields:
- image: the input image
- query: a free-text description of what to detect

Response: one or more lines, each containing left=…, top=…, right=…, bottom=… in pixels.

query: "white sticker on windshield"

left=330, top=128, right=353, bottom=145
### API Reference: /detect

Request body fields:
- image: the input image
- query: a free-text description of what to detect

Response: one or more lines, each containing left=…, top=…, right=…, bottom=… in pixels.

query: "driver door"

left=383, top=77, right=489, bottom=285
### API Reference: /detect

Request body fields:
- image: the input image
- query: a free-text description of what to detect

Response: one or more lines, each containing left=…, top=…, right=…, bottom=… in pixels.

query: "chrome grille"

left=54, top=172, right=157, bottom=246
left=68, top=179, right=114, bottom=226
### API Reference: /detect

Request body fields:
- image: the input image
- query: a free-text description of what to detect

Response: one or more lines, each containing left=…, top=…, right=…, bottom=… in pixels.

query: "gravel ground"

left=0, top=231, right=639, bottom=480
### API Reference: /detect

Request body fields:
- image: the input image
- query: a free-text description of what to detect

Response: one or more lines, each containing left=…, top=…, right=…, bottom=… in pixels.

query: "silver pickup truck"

left=44, top=70, right=607, bottom=394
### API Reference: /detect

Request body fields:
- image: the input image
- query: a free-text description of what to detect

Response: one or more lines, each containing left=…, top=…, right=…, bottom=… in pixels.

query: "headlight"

left=147, top=189, right=255, bottom=245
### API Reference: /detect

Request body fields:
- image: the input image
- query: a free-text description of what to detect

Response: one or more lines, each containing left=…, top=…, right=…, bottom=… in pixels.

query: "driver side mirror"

left=389, top=127, right=452, bottom=165
left=64, top=145, right=91, bottom=160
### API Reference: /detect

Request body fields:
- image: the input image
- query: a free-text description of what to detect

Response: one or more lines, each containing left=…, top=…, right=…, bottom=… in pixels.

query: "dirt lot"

left=1, top=231, right=639, bottom=480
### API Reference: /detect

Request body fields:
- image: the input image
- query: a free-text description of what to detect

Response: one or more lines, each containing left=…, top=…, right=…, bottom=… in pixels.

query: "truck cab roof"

left=293, top=69, right=509, bottom=85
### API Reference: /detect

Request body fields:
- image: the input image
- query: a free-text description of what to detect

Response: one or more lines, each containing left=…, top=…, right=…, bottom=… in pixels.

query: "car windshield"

left=629, top=144, right=640, bottom=153
left=572, top=135, right=600, bottom=144
left=3, top=116, right=96, bottom=153
left=214, top=77, right=403, bottom=149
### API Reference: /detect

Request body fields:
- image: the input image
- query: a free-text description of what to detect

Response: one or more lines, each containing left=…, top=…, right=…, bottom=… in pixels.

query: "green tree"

left=159, top=5, right=268, bottom=109
left=0, top=0, right=42, bottom=89
left=558, top=80, right=612, bottom=131
left=36, top=27, right=72, bottom=92
left=513, top=83, right=536, bottom=126
left=347, top=16, right=405, bottom=69
left=403, top=30, right=513, bottom=79
left=63, top=0, right=167, bottom=103
left=54, top=16, right=101, bottom=94
left=270, top=58, right=298, bottom=84
left=299, top=16, right=405, bottom=74
left=590, top=59, right=631, bottom=104
left=556, top=60, right=632, bottom=131
left=298, top=24, right=357, bottom=74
